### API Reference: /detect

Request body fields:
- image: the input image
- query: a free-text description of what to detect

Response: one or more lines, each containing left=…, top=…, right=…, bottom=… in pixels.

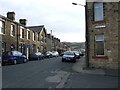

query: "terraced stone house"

left=0, top=12, right=67, bottom=59
left=86, top=2, right=120, bottom=69
left=0, top=12, right=47, bottom=59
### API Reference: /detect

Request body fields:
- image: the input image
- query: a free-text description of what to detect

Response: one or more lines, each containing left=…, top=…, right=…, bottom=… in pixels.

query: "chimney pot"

left=19, top=19, right=27, bottom=26
left=7, top=12, right=15, bottom=20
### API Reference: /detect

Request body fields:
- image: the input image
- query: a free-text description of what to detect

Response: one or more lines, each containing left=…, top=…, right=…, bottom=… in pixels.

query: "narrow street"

left=2, top=57, right=74, bottom=88
left=2, top=56, right=118, bottom=88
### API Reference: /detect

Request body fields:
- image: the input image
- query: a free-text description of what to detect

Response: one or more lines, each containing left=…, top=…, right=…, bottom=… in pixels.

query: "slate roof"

left=27, top=25, right=45, bottom=33
left=0, top=14, right=26, bottom=27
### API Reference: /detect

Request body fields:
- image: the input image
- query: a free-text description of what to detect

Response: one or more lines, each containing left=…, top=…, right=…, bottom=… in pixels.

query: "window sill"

left=27, top=39, right=30, bottom=41
left=92, top=56, right=108, bottom=59
left=11, top=35, right=16, bottom=37
left=93, top=20, right=106, bottom=24
left=20, top=38, right=24, bottom=40
left=0, top=33, right=5, bottom=35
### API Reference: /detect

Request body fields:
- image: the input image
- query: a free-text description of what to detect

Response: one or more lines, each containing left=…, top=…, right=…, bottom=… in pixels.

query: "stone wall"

left=87, top=2, right=119, bottom=69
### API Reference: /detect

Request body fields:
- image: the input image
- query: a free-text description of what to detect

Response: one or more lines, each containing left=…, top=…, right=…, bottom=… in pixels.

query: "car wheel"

left=62, top=59, right=64, bottom=62
left=2, top=62, right=5, bottom=66
left=23, top=59, right=27, bottom=63
left=13, top=60, right=17, bottom=65
left=73, top=59, right=76, bottom=63
left=38, top=57, right=40, bottom=60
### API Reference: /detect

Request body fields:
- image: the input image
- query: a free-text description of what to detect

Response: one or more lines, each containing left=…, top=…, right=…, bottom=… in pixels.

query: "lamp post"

left=50, top=30, right=53, bottom=51
left=72, top=2, right=89, bottom=68
left=0, top=33, right=2, bottom=90
left=0, top=34, right=2, bottom=65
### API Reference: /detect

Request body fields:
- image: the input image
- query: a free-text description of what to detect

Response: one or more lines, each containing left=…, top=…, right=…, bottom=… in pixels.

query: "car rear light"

left=8, top=55, right=12, bottom=58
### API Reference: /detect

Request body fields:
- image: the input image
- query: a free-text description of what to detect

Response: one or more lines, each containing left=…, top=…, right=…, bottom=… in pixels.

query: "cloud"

left=53, top=32, right=85, bottom=42
left=0, top=0, right=86, bottom=42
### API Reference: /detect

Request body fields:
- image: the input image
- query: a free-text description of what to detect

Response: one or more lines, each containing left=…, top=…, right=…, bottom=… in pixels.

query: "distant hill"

left=62, top=42, right=85, bottom=51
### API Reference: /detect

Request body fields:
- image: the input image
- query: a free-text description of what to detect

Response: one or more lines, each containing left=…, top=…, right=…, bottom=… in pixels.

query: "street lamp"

left=72, top=2, right=85, bottom=7
left=72, top=2, right=89, bottom=68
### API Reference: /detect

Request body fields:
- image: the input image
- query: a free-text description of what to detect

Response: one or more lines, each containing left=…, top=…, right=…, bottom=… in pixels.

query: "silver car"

left=62, top=51, right=76, bottom=63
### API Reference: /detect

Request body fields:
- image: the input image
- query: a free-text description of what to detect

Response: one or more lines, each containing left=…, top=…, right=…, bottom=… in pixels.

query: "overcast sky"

left=0, top=0, right=86, bottom=42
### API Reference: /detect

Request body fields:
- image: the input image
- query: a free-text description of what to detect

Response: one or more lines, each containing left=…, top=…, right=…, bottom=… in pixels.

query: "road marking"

left=56, top=73, right=70, bottom=88
left=45, top=70, right=70, bottom=88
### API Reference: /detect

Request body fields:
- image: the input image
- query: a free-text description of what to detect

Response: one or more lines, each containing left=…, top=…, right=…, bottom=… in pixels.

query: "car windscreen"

left=74, top=51, right=80, bottom=55
left=35, top=52, right=41, bottom=55
left=64, top=52, right=74, bottom=55
left=12, top=51, right=22, bottom=56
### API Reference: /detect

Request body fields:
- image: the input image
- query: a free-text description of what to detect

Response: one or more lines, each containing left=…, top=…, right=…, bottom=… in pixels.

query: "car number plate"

left=4, top=60, right=8, bottom=62
left=66, top=58, right=70, bottom=60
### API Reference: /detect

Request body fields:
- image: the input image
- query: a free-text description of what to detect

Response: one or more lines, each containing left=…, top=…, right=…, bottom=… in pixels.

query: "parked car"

left=52, top=51, right=59, bottom=57
left=59, top=52, right=64, bottom=56
left=79, top=51, right=84, bottom=56
left=2, top=51, right=27, bottom=65
left=29, top=52, right=44, bottom=60
left=44, top=51, right=53, bottom=58
left=62, top=51, right=77, bottom=63
left=72, top=51, right=80, bottom=59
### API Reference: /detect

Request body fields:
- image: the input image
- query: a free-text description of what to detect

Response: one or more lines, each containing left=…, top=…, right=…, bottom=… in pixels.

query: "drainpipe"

left=16, top=24, right=19, bottom=51
left=0, top=33, right=2, bottom=90
left=85, top=2, right=89, bottom=68
left=0, top=34, right=2, bottom=65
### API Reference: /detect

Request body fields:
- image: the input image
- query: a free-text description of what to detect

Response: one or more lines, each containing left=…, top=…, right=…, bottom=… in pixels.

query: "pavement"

left=72, top=56, right=119, bottom=77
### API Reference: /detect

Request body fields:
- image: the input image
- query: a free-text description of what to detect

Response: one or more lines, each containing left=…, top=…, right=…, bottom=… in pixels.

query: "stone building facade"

left=0, top=12, right=68, bottom=59
left=0, top=12, right=29, bottom=53
left=0, top=12, right=47, bottom=59
left=86, top=2, right=120, bottom=69
left=46, top=34, right=52, bottom=51
left=27, top=25, right=47, bottom=53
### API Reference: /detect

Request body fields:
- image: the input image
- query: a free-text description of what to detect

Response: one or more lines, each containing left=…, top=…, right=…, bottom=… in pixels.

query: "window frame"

left=27, top=29, right=30, bottom=40
left=33, top=32, right=36, bottom=41
left=95, top=34, right=104, bottom=41
left=0, top=20, right=5, bottom=34
left=10, top=24, right=15, bottom=37
left=20, top=26, right=24, bottom=39
left=41, top=34, right=44, bottom=42
left=94, top=2, right=104, bottom=21
left=94, top=34, right=105, bottom=56
left=37, top=33, right=40, bottom=41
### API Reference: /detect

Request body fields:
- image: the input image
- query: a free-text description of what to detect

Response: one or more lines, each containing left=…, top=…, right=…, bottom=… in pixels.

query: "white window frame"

left=20, top=26, right=24, bottom=39
left=10, top=24, right=15, bottom=37
left=0, top=21, right=2, bottom=34
left=95, top=34, right=104, bottom=41
left=27, top=29, right=30, bottom=40
left=0, top=20, right=5, bottom=34
left=41, top=46, right=43, bottom=51
left=37, top=33, right=38, bottom=41
left=94, top=2, right=104, bottom=21
left=33, top=32, right=35, bottom=41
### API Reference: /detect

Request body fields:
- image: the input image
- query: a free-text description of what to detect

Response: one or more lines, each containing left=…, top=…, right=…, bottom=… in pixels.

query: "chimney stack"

left=7, top=12, right=15, bottom=20
left=19, top=19, right=27, bottom=26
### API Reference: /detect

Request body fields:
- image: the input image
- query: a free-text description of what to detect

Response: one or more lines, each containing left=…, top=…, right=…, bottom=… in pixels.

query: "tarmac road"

left=2, top=56, right=119, bottom=89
